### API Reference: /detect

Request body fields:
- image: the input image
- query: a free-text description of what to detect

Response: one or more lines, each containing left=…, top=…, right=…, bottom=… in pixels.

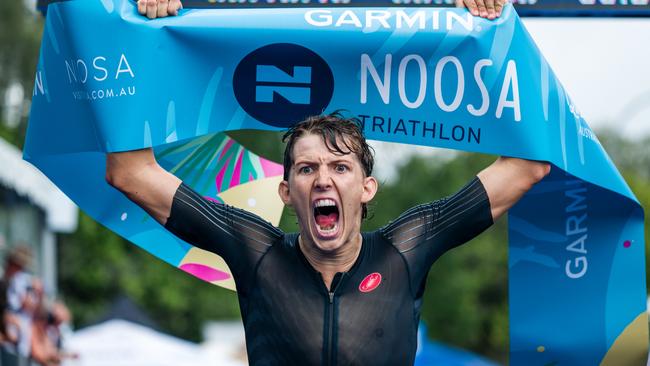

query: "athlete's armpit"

left=381, top=177, right=493, bottom=296
left=164, top=183, right=283, bottom=290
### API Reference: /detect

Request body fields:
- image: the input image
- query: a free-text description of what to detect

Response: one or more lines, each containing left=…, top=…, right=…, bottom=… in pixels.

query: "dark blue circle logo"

left=233, top=43, right=334, bottom=128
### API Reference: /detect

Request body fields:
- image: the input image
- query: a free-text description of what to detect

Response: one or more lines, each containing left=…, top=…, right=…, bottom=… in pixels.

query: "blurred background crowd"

left=1, top=245, right=76, bottom=366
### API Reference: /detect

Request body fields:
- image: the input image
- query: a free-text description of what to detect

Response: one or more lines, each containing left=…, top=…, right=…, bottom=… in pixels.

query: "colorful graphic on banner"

left=25, top=0, right=646, bottom=364
left=156, top=133, right=284, bottom=290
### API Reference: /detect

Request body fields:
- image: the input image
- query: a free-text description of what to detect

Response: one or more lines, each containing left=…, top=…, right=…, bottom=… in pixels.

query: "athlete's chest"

left=242, top=235, right=417, bottom=365
left=253, top=234, right=412, bottom=306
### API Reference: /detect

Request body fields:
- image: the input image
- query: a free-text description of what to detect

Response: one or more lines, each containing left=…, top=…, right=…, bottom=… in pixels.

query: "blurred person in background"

left=30, top=282, right=61, bottom=366
left=1, top=247, right=75, bottom=366
left=1, top=277, right=20, bottom=364
left=45, top=302, right=77, bottom=364
left=2, top=245, right=38, bottom=366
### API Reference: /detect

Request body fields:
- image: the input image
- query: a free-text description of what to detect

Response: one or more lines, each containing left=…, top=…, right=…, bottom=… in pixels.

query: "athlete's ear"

left=361, top=176, right=378, bottom=204
left=278, top=180, right=292, bottom=206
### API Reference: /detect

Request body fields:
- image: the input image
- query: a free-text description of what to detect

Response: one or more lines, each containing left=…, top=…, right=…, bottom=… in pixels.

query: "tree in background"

left=57, top=213, right=241, bottom=342
left=0, top=0, right=42, bottom=147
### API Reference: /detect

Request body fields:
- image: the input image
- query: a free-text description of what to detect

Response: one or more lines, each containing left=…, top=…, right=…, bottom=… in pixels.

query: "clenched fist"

left=137, top=0, right=183, bottom=19
left=456, top=0, right=508, bottom=19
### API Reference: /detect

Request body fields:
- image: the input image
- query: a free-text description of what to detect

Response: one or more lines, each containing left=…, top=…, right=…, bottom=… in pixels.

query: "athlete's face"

left=278, top=133, right=377, bottom=253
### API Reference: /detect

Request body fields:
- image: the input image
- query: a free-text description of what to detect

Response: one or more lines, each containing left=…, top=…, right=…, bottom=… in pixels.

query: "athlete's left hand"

left=137, top=0, right=183, bottom=19
left=456, top=0, right=507, bottom=20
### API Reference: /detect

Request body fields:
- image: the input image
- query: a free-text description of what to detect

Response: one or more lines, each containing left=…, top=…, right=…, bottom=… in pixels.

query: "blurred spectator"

left=1, top=261, right=18, bottom=344
left=1, top=246, right=76, bottom=366
left=47, top=302, right=77, bottom=363
left=31, top=284, right=60, bottom=366
left=2, top=245, right=36, bottom=366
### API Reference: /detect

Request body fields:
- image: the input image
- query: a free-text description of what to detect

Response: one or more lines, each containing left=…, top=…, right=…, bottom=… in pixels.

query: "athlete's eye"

left=298, top=166, right=313, bottom=175
left=335, top=164, right=348, bottom=173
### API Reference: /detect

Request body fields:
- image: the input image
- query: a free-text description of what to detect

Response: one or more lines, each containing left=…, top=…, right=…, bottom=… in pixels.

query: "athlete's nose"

left=314, top=166, right=333, bottom=190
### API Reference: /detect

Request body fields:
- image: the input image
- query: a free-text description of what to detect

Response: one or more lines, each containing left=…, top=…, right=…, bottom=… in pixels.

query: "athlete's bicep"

left=106, top=149, right=181, bottom=226
left=477, top=157, right=550, bottom=221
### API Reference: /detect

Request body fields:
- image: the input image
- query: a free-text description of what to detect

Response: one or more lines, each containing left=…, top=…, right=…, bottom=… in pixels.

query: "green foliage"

left=598, top=130, right=650, bottom=180
left=0, top=122, right=23, bottom=147
left=0, top=0, right=43, bottom=147
left=57, top=213, right=240, bottom=341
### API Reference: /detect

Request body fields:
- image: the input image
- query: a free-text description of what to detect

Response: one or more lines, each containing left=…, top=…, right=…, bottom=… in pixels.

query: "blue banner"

left=25, top=0, right=647, bottom=364
left=37, top=0, right=650, bottom=17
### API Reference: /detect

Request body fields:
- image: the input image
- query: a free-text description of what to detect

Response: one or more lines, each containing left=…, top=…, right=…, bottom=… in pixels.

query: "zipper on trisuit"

left=327, top=291, right=335, bottom=366
left=325, top=273, right=344, bottom=366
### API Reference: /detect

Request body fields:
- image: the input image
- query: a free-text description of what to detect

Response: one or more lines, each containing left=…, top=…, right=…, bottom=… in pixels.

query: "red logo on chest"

left=359, top=272, right=382, bottom=293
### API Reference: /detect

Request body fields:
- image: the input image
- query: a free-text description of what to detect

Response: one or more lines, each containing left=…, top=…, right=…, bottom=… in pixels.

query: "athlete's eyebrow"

left=329, top=158, right=354, bottom=165
left=292, top=157, right=317, bottom=165
left=293, top=155, right=355, bottom=165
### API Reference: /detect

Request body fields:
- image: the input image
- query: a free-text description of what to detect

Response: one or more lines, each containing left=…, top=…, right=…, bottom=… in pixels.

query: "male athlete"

left=107, top=1, right=548, bottom=365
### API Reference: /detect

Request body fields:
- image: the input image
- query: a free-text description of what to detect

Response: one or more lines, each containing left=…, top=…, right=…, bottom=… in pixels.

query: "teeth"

left=314, top=199, right=336, bottom=208
left=318, top=223, right=338, bottom=234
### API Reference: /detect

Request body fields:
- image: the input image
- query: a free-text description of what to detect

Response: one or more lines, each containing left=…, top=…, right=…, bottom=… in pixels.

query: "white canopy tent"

left=0, top=138, right=77, bottom=233
left=0, top=137, right=77, bottom=294
left=63, top=319, right=245, bottom=366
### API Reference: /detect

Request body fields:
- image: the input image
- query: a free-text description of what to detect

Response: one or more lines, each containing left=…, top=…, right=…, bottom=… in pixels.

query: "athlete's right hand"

left=137, top=0, right=183, bottom=19
left=456, top=0, right=507, bottom=19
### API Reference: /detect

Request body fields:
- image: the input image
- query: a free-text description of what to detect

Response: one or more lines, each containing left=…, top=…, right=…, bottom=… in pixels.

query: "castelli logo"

left=359, top=272, right=382, bottom=293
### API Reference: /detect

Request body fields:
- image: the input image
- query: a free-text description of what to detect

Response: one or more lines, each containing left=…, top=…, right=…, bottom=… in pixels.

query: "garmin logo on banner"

left=304, top=10, right=473, bottom=32
left=564, top=179, right=589, bottom=279
left=234, top=43, right=334, bottom=128
left=255, top=65, right=312, bottom=105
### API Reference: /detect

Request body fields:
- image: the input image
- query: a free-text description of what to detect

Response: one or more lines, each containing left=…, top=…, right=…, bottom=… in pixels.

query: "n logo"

left=233, top=43, right=334, bottom=128
left=255, top=65, right=312, bottom=105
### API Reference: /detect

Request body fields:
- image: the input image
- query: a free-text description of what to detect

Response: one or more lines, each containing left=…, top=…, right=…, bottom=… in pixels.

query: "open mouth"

left=313, top=199, right=340, bottom=238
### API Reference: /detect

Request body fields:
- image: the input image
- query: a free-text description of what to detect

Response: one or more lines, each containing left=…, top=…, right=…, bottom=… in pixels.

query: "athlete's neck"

left=299, top=234, right=362, bottom=291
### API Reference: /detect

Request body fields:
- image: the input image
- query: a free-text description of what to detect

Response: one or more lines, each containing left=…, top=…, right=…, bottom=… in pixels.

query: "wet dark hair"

left=282, top=111, right=375, bottom=219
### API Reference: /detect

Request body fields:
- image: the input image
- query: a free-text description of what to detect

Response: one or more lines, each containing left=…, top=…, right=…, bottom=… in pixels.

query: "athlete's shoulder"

left=363, top=230, right=401, bottom=253
left=282, top=233, right=299, bottom=248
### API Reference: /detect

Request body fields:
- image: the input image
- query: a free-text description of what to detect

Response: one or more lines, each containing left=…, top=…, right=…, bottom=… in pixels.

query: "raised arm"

left=106, top=148, right=282, bottom=290
left=113, top=1, right=184, bottom=220
left=477, top=157, right=550, bottom=222
left=106, top=149, right=181, bottom=225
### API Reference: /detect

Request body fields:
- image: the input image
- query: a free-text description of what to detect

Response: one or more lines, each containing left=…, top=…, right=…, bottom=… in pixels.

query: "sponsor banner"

left=184, top=0, right=650, bottom=17
left=37, top=0, right=650, bottom=17
left=25, top=0, right=647, bottom=364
